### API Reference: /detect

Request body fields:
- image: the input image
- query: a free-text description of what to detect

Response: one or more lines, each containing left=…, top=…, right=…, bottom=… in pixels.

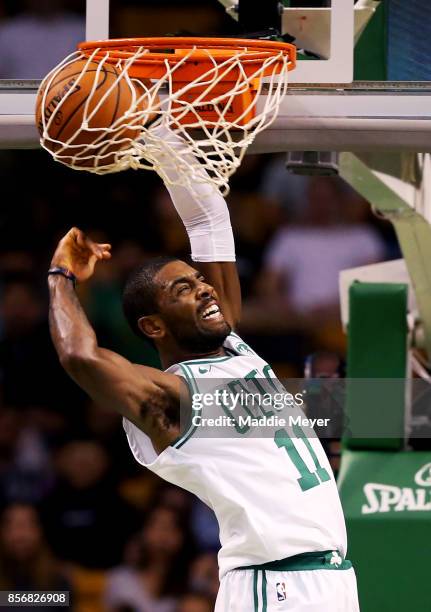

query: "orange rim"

left=78, top=37, right=296, bottom=80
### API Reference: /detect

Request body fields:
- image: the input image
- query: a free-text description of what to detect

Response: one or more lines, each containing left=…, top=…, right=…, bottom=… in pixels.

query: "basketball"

left=35, top=58, right=155, bottom=169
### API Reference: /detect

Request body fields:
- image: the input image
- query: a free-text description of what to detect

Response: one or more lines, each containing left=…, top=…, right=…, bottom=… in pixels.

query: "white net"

left=38, top=39, right=294, bottom=195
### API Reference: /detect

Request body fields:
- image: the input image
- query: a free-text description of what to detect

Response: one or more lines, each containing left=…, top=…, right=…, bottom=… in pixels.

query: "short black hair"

left=122, top=256, right=180, bottom=338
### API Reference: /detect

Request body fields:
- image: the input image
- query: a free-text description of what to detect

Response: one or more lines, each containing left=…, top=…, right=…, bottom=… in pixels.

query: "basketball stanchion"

left=36, top=37, right=296, bottom=194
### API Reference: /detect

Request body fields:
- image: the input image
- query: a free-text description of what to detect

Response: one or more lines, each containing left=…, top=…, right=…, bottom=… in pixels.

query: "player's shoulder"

left=222, top=331, right=258, bottom=357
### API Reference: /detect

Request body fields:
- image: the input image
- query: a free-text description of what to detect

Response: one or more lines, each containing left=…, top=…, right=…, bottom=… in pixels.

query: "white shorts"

left=215, top=566, right=360, bottom=612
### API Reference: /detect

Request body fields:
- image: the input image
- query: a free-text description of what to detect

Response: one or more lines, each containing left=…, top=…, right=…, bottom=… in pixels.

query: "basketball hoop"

left=39, top=37, right=296, bottom=194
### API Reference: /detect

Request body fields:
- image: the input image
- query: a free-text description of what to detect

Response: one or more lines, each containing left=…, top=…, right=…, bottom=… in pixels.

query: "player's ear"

left=138, top=315, right=165, bottom=341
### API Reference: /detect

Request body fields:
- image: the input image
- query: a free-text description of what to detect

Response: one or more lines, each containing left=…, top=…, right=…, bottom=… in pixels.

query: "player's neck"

left=159, top=345, right=227, bottom=369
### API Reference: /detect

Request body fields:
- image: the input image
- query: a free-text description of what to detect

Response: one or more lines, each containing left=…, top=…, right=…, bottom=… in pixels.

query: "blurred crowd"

left=0, top=1, right=400, bottom=611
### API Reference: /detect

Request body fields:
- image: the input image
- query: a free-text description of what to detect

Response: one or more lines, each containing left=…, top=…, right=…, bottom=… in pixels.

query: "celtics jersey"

left=123, top=332, right=347, bottom=578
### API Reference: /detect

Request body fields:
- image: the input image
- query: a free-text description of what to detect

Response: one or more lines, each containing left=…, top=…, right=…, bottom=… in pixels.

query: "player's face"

left=154, top=261, right=231, bottom=352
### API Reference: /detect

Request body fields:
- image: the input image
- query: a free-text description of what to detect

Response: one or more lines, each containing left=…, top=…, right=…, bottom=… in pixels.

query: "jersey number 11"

left=274, top=427, right=331, bottom=492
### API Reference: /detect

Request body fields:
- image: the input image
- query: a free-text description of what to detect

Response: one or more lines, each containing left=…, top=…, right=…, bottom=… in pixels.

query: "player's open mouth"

left=200, top=304, right=222, bottom=321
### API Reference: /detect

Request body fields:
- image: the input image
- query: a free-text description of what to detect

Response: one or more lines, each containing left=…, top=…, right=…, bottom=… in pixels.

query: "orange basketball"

left=35, top=58, right=156, bottom=169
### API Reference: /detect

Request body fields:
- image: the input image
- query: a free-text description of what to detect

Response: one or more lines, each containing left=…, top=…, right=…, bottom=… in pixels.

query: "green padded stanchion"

left=344, top=282, right=407, bottom=451
left=339, top=449, right=431, bottom=612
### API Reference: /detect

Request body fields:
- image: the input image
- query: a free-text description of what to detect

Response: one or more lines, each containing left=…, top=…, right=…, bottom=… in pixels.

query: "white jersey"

left=123, top=332, right=347, bottom=579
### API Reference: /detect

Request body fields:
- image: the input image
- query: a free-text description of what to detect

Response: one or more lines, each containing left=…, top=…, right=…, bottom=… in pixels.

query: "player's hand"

left=50, top=227, right=111, bottom=283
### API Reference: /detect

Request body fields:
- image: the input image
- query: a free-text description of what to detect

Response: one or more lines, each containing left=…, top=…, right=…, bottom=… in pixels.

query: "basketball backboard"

left=250, top=0, right=431, bottom=153
left=229, top=0, right=356, bottom=84
left=1, top=0, right=431, bottom=151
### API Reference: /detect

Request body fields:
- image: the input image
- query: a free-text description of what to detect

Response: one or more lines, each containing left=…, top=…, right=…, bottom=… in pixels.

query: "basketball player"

left=48, top=126, right=360, bottom=611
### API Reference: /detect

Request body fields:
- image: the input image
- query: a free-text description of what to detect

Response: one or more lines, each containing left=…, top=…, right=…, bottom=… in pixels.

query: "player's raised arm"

left=149, top=124, right=242, bottom=329
left=47, top=228, right=183, bottom=451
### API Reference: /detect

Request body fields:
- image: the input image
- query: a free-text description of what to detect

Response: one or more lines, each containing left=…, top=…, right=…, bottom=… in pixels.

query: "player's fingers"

left=93, top=243, right=111, bottom=260
left=77, top=232, right=101, bottom=258
left=95, top=244, right=113, bottom=260
left=73, top=230, right=109, bottom=261
left=99, top=243, right=112, bottom=256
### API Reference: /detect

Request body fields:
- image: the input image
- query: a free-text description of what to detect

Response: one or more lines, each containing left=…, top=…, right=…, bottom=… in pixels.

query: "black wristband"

left=48, top=266, right=77, bottom=287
